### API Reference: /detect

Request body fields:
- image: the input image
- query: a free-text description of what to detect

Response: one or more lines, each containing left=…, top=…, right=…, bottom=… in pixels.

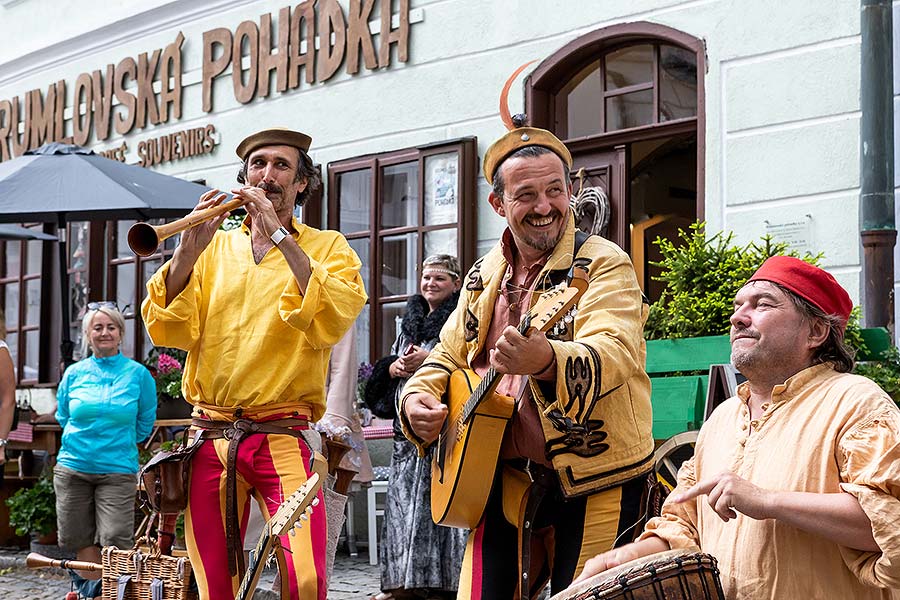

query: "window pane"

left=162, top=218, right=180, bottom=252
left=117, top=221, right=135, bottom=259
left=380, top=301, right=405, bottom=357
left=4, top=240, right=19, bottom=278
left=381, top=232, right=418, bottom=297
left=5, top=283, right=18, bottom=328
left=355, top=305, right=371, bottom=366
left=142, top=327, right=154, bottom=362
left=338, top=169, right=372, bottom=234
left=424, top=228, right=458, bottom=259
left=69, top=222, right=89, bottom=269
left=121, top=317, right=135, bottom=359
left=23, top=330, right=39, bottom=381
left=116, top=263, right=136, bottom=317
left=605, top=44, right=653, bottom=90
left=24, top=279, right=40, bottom=326
left=348, top=237, right=370, bottom=297
left=380, top=162, right=418, bottom=229
left=142, top=258, right=163, bottom=284
left=5, top=331, right=16, bottom=378
left=69, top=222, right=90, bottom=326
left=562, top=60, right=603, bottom=138
left=424, top=153, right=459, bottom=226
left=25, top=240, right=41, bottom=274
left=659, top=45, right=697, bottom=122
left=606, top=89, right=654, bottom=131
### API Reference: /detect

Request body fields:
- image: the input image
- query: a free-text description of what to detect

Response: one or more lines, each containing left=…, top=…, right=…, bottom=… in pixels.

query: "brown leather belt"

left=506, top=459, right=558, bottom=600
left=191, top=417, right=308, bottom=577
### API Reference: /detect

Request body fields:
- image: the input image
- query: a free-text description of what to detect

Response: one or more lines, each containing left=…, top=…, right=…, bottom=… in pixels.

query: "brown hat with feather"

left=482, top=61, right=573, bottom=185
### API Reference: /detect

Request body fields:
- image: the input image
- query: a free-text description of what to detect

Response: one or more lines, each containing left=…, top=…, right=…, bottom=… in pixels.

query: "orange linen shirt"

left=642, top=363, right=900, bottom=599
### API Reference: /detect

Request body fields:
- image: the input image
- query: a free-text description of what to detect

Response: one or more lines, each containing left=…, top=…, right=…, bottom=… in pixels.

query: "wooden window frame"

left=326, top=138, right=477, bottom=361
left=105, top=218, right=177, bottom=363
left=0, top=226, right=54, bottom=385
left=526, top=21, right=706, bottom=223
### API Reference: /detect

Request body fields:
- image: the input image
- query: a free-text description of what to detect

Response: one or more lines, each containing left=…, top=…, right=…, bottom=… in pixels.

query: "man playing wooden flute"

left=141, top=128, right=366, bottom=600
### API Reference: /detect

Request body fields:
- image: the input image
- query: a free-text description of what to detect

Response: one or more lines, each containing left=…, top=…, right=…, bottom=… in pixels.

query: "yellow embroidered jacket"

left=400, top=215, right=654, bottom=497
left=141, top=217, right=366, bottom=421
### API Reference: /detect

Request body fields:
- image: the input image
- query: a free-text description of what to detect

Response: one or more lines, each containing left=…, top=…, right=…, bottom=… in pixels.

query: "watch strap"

left=270, top=226, right=290, bottom=245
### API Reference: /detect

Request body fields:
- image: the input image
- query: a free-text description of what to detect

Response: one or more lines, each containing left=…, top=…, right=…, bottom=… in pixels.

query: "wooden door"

left=570, top=145, right=629, bottom=250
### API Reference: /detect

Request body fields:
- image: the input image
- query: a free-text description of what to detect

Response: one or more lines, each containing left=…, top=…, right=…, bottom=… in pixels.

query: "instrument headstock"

left=269, top=472, right=322, bottom=538
left=522, top=268, right=589, bottom=334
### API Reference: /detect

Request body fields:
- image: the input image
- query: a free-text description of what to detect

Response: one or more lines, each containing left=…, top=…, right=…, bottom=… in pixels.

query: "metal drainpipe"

left=861, top=0, right=896, bottom=336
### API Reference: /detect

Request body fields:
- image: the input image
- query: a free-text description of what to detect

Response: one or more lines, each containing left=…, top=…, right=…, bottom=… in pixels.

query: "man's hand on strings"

left=490, top=326, right=554, bottom=375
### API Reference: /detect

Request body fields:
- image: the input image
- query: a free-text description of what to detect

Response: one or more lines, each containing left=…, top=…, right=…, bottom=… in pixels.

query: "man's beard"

left=520, top=211, right=564, bottom=253
left=730, top=329, right=761, bottom=373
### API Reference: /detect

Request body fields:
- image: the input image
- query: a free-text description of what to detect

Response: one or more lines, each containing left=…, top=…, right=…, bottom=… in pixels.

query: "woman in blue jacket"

left=54, top=302, right=156, bottom=575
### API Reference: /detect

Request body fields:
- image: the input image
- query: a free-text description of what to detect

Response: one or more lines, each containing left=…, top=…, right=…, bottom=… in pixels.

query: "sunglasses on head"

left=87, top=301, right=118, bottom=311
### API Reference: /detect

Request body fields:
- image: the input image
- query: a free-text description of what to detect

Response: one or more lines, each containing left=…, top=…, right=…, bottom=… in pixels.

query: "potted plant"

left=6, top=475, right=57, bottom=547
left=145, top=347, right=192, bottom=420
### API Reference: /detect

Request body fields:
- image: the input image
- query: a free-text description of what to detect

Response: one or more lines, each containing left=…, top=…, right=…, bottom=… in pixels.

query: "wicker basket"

left=101, top=540, right=197, bottom=600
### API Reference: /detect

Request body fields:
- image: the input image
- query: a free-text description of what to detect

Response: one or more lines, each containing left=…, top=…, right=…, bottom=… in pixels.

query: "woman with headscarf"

left=366, top=254, right=468, bottom=600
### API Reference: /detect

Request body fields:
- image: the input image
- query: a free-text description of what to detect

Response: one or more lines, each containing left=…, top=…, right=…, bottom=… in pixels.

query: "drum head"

left=552, top=549, right=723, bottom=600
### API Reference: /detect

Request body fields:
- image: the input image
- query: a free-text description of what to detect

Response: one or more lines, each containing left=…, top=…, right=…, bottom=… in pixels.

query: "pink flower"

left=157, top=353, right=182, bottom=375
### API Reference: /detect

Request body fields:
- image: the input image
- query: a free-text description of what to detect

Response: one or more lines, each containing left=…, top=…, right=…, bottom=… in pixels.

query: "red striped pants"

left=185, top=427, right=327, bottom=599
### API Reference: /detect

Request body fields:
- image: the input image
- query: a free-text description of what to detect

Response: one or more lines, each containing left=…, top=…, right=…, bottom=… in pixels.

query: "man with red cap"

left=142, top=128, right=366, bottom=599
left=571, top=256, right=900, bottom=599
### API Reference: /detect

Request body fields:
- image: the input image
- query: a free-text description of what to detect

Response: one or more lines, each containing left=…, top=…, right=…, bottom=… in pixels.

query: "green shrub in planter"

left=854, top=345, right=900, bottom=405
left=6, top=475, right=56, bottom=536
left=645, top=222, right=820, bottom=340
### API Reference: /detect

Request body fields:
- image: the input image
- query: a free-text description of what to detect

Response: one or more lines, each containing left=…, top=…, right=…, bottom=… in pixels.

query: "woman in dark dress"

left=366, top=254, right=468, bottom=600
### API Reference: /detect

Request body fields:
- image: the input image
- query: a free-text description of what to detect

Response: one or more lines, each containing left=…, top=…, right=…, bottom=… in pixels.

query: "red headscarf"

left=747, top=256, right=853, bottom=330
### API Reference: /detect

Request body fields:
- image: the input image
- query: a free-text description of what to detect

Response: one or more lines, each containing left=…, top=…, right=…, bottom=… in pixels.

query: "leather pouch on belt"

left=502, top=464, right=532, bottom=527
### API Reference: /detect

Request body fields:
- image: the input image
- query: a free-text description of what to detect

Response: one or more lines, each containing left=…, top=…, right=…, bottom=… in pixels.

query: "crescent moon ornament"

left=499, top=60, right=537, bottom=131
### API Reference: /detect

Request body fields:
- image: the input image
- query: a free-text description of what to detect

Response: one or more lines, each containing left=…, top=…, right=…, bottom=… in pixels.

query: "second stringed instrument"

left=235, top=453, right=327, bottom=600
left=431, top=269, right=588, bottom=529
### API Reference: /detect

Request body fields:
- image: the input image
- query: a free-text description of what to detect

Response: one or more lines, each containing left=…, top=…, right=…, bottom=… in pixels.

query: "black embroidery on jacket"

left=466, top=258, right=484, bottom=291
left=563, top=355, right=592, bottom=416
left=464, top=309, right=479, bottom=342
left=544, top=411, right=610, bottom=459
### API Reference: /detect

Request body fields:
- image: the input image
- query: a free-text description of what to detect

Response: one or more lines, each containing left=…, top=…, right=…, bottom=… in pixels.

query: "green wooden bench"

left=645, top=328, right=893, bottom=440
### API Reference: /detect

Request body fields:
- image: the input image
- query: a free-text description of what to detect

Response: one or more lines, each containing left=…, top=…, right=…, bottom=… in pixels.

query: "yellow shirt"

left=642, top=364, right=900, bottom=599
left=141, top=218, right=366, bottom=420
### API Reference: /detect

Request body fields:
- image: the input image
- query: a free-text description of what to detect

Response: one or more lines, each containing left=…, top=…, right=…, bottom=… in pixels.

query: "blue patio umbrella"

left=0, top=143, right=210, bottom=366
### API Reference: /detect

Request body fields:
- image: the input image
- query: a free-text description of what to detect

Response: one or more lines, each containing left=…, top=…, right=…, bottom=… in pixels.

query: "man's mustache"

left=256, top=182, right=282, bottom=194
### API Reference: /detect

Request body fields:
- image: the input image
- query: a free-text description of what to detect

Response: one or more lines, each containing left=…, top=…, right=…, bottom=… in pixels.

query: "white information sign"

left=764, top=216, right=813, bottom=255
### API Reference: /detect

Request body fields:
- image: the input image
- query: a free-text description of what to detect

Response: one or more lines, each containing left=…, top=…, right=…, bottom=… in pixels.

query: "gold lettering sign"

left=0, top=2, right=413, bottom=163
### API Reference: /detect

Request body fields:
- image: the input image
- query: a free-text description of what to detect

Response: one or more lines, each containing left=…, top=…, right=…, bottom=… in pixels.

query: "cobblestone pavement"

left=0, top=547, right=381, bottom=599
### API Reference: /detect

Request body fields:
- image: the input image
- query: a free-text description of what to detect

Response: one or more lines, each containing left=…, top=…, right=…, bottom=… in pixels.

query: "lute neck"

left=460, top=314, right=532, bottom=423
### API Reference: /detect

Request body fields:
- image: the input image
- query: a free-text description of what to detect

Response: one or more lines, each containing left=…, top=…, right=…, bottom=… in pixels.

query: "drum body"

left=551, top=550, right=725, bottom=600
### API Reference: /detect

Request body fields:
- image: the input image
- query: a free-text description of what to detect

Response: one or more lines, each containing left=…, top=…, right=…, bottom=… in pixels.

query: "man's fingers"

left=712, top=492, right=736, bottom=521
left=671, top=474, right=724, bottom=503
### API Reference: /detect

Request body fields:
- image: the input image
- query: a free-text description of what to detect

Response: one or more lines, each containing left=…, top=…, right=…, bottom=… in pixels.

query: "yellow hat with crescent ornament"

left=482, top=61, right=573, bottom=185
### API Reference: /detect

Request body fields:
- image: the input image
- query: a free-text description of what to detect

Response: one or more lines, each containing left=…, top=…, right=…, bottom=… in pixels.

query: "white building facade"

left=0, top=0, right=895, bottom=384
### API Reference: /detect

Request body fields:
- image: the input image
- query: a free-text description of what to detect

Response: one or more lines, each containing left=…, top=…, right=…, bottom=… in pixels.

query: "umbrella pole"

left=57, top=214, right=74, bottom=371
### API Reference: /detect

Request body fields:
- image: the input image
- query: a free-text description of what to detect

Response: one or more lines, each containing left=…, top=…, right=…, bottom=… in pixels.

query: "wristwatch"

left=270, top=226, right=290, bottom=245
left=0, top=439, right=8, bottom=448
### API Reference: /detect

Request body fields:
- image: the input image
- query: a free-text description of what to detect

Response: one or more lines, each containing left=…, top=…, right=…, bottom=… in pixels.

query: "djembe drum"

left=550, top=550, right=725, bottom=600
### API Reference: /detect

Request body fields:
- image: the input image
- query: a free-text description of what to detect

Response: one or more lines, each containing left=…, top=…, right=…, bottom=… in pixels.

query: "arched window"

left=527, top=23, right=705, bottom=301
left=562, top=42, right=698, bottom=138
